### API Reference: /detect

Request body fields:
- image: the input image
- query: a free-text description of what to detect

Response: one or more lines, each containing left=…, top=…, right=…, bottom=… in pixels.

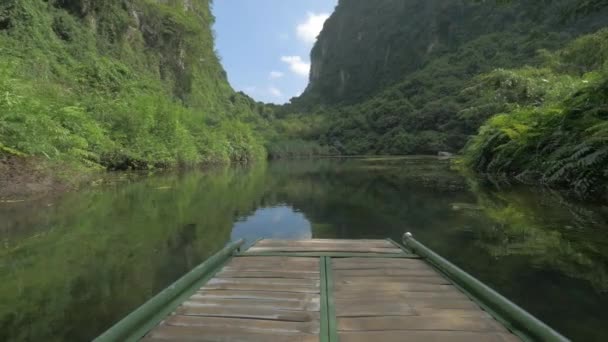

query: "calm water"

left=1, top=157, right=608, bottom=341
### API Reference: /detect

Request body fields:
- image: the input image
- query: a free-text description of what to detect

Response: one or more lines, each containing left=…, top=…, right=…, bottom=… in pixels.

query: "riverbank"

left=0, top=155, right=98, bottom=200
left=0, top=153, right=263, bottom=200
left=2, top=157, right=607, bottom=341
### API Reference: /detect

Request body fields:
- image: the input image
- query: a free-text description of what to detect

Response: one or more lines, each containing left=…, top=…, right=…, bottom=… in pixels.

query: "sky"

left=213, top=0, right=338, bottom=104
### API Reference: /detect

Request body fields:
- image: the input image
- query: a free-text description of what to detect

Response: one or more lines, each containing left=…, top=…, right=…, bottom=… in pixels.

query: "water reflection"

left=0, top=167, right=265, bottom=341
left=1, top=157, right=607, bottom=341
left=231, top=206, right=312, bottom=247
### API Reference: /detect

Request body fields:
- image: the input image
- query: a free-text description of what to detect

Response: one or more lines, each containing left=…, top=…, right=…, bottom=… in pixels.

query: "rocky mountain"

left=300, top=0, right=608, bottom=106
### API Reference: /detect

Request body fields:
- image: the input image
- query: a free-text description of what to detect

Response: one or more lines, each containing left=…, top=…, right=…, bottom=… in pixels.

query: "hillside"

left=299, top=0, right=607, bottom=107
left=275, top=0, right=608, bottom=197
left=0, top=0, right=268, bottom=174
left=2, top=0, right=607, bottom=198
left=284, top=0, right=608, bottom=154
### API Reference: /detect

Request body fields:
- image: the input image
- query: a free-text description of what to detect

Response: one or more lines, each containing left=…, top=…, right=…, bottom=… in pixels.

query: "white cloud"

left=269, top=71, right=284, bottom=79
left=296, top=12, right=330, bottom=44
left=268, top=86, right=282, bottom=98
left=280, top=56, right=310, bottom=77
left=278, top=33, right=289, bottom=40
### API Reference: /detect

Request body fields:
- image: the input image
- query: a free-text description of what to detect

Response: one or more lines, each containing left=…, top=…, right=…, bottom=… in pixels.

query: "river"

left=1, top=157, right=607, bottom=341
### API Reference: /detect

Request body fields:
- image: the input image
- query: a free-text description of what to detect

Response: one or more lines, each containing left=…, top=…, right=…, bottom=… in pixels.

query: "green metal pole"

left=95, top=239, right=244, bottom=342
left=403, top=233, right=569, bottom=342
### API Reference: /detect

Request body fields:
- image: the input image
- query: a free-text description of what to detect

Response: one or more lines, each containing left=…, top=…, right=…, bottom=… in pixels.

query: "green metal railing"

left=402, top=232, right=569, bottom=342
left=95, top=239, right=244, bottom=342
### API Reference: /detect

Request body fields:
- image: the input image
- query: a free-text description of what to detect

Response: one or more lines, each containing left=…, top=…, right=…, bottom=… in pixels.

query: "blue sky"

left=213, top=0, right=338, bottom=104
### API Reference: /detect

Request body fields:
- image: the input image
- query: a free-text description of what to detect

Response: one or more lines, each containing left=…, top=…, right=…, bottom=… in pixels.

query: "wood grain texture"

left=142, top=240, right=521, bottom=342
left=216, top=270, right=320, bottom=279
left=333, top=258, right=432, bottom=269
left=331, top=257, right=521, bottom=341
left=335, top=275, right=451, bottom=285
left=183, top=296, right=321, bottom=311
left=144, top=325, right=318, bottom=342
left=255, top=239, right=395, bottom=248
left=339, top=331, right=520, bottom=342
left=246, top=246, right=403, bottom=254
left=201, top=282, right=320, bottom=293
left=338, top=316, right=507, bottom=332
left=163, top=315, right=320, bottom=334
left=144, top=254, right=321, bottom=341
left=334, top=268, right=438, bottom=277
left=195, top=290, right=317, bottom=302
left=176, top=305, right=320, bottom=322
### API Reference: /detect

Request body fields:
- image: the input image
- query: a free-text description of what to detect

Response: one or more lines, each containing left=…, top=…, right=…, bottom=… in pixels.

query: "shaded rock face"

left=304, top=0, right=474, bottom=105
left=46, top=0, right=217, bottom=102
left=3, top=0, right=226, bottom=110
left=300, top=0, right=608, bottom=106
left=52, top=0, right=93, bottom=17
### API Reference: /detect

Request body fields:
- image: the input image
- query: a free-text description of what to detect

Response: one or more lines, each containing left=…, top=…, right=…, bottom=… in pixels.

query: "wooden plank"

left=141, top=241, right=522, bottom=342
left=335, top=302, right=417, bottom=317
left=227, top=257, right=319, bottom=266
left=334, top=275, right=451, bottom=285
left=241, top=252, right=416, bottom=258
left=408, top=298, right=480, bottom=310
left=201, top=282, right=320, bottom=293
left=333, top=290, right=468, bottom=300
left=164, top=315, right=320, bottom=334
left=333, top=257, right=428, bottom=263
left=176, top=305, right=320, bottom=322
left=338, top=316, right=507, bottom=332
left=246, top=246, right=404, bottom=254
left=222, top=265, right=320, bottom=273
left=336, top=298, right=479, bottom=310
left=183, top=296, right=320, bottom=311
left=333, top=260, right=433, bottom=270
left=217, top=270, right=321, bottom=279
left=329, top=255, right=520, bottom=341
left=144, top=325, right=318, bottom=342
left=413, top=308, right=494, bottom=318
left=196, top=290, right=317, bottom=302
left=334, top=269, right=438, bottom=277
left=332, top=264, right=432, bottom=270
left=334, top=283, right=457, bottom=293
left=256, top=239, right=395, bottom=248
left=208, top=277, right=319, bottom=287
left=339, top=331, right=520, bottom=342
left=228, top=257, right=319, bottom=264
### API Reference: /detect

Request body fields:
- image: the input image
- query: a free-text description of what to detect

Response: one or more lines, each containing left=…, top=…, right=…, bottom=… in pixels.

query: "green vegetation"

left=283, top=0, right=607, bottom=156
left=264, top=114, right=334, bottom=158
left=269, top=0, right=608, bottom=196
left=0, top=165, right=268, bottom=341
left=0, top=0, right=267, bottom=173
left=463, top=29, right=608, bottom=198
left=1, top=0, right=607, bottom=197
left=3, top=157, right=608, bottom=341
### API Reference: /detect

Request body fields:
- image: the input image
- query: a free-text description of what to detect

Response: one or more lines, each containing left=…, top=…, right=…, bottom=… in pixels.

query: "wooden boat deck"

left=142, top=239, right=521, bottom=341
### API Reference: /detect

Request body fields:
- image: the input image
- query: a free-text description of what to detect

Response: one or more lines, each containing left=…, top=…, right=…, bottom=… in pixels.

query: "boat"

left=94, top=233, right=568, bottom=341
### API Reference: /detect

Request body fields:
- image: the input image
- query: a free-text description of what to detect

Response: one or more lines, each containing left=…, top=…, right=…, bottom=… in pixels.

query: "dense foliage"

left=2, top=0, right=608, bottom=198
left=281, top=0, right=608, bottom=157
left=0, top=166, right=268, bottom=340
left=269, top=0, right=608, bottom=197
left=3, top=158, right=608, bottom=340
left=463, top=29, right=608, bottom=198
left=298, top=0, right=607, bottom=106
left=0, top=0, right=268, bottom=170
